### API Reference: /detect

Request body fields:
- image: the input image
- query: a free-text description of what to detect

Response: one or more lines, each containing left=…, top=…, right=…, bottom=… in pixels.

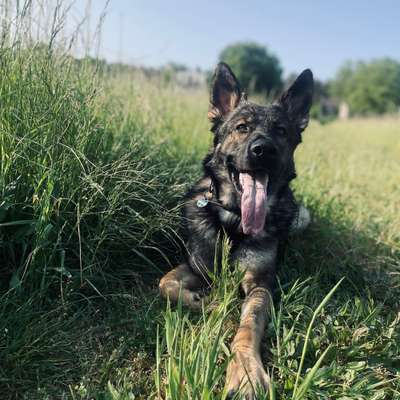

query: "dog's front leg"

left=226, top=240, right=277, bottom=399
left=159, top=206, right=219, bottom=309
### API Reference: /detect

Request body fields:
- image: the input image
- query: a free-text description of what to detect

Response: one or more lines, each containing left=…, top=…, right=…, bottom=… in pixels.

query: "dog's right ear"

left=208, top=63, right=242, bottom=124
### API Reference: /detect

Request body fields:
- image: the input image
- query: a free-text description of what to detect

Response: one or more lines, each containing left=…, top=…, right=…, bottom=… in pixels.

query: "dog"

left=159, top=62, right=313, bottom=398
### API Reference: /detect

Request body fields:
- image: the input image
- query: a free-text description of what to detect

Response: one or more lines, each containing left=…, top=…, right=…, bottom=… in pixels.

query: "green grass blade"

left=292, top=278, right=344, bottom=399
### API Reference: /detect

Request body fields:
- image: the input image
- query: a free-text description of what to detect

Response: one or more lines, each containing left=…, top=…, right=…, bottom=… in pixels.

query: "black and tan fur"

left=159, top=62, right=313, bottom=398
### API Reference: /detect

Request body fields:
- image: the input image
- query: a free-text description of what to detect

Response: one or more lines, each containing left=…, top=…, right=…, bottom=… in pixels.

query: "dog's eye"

left=236, top=123, right=249, bottom=133
left=275, top=126, right=286, bottom=135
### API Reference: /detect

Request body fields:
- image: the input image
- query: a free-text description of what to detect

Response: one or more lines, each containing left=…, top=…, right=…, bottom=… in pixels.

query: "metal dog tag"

left=196, top=197, right=209, bottom=208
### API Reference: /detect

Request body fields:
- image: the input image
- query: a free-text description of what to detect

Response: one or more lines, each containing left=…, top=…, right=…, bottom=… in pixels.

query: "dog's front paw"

left=180, top=288, right=208, bottom=309
left=225, top=352, right=269, bottom=399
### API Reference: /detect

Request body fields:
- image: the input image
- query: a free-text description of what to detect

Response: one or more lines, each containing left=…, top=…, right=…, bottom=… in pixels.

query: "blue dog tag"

left=196, top=198, right=209, bottom=208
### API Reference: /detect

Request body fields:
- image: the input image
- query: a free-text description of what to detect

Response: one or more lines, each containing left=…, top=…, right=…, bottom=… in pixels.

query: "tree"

left=219, top=42, right=282, bottom=95
left=330, top=58, right=400, bottom=115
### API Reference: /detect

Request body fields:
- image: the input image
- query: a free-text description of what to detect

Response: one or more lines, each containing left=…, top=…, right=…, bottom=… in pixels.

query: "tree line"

left=218, top=42, right=400, bottom=120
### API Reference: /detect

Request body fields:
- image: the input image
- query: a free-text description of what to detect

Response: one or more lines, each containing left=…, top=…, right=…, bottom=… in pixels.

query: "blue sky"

left=74, top=0, right=400, bottom=81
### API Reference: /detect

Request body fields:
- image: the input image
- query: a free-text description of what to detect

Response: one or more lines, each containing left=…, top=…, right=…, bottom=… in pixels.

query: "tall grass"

left=0, top=2, right=209, bottom=296
left=0, top=3, right=207, bottom=396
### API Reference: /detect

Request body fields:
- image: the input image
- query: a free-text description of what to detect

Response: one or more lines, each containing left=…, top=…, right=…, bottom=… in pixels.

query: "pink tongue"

left=239, top=173, right=268, bottom=236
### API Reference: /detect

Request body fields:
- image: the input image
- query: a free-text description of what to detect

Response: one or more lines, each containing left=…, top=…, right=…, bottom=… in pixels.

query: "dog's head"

left=206, top=62, right=313, bottom=235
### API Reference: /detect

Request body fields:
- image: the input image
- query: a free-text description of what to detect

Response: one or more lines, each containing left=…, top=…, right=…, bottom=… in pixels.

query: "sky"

left=72, top=0, right=400, bottom=81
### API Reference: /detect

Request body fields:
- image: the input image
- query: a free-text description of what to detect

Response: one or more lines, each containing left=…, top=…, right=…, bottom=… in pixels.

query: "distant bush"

left=219, top=42, right=283, bottom=95
left=330, top=58, right=400, bottom=115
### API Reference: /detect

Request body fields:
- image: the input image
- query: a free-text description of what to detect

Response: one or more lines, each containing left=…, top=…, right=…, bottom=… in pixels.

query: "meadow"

left=1, top=22, right=400, bottom=400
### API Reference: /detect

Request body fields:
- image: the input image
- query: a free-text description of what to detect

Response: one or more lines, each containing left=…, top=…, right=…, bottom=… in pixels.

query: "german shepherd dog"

left=160, top=62, right=313, bottom=398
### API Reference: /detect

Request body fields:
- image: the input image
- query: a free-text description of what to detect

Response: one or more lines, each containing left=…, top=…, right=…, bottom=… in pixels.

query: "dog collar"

left=196, top=180, right=239, bottom=215
left=196, top=182, right=214, bottom=208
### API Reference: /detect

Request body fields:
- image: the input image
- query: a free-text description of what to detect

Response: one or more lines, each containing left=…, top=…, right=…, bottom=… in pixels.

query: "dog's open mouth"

left=229, top=165, right=269, bottom=236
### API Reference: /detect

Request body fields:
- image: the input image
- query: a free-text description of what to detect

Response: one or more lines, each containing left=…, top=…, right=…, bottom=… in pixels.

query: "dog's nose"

left=250, top=138, right=269, bottom=158
left=248, top=137, right=278, bottom=167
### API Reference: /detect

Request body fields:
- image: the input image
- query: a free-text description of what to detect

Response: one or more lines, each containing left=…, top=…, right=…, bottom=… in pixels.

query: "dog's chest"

left=216, top=194, right=280, bottom=238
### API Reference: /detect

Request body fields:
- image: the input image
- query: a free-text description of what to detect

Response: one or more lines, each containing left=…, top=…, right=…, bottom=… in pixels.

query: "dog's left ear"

left=208, top=62, right=242, bottom=124
left=279, top=69, right=313, bottom=132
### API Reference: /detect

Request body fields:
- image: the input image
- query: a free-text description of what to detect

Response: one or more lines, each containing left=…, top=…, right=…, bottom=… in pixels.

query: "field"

left=1, top=36, right=400, bottom=400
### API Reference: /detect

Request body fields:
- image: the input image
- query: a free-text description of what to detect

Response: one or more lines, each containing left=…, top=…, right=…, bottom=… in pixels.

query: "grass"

left=0, top=3, right=399, bottom=399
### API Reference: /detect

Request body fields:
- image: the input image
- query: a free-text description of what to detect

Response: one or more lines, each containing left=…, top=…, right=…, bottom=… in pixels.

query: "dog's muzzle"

left=248, top=137, right=278, bottom=169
